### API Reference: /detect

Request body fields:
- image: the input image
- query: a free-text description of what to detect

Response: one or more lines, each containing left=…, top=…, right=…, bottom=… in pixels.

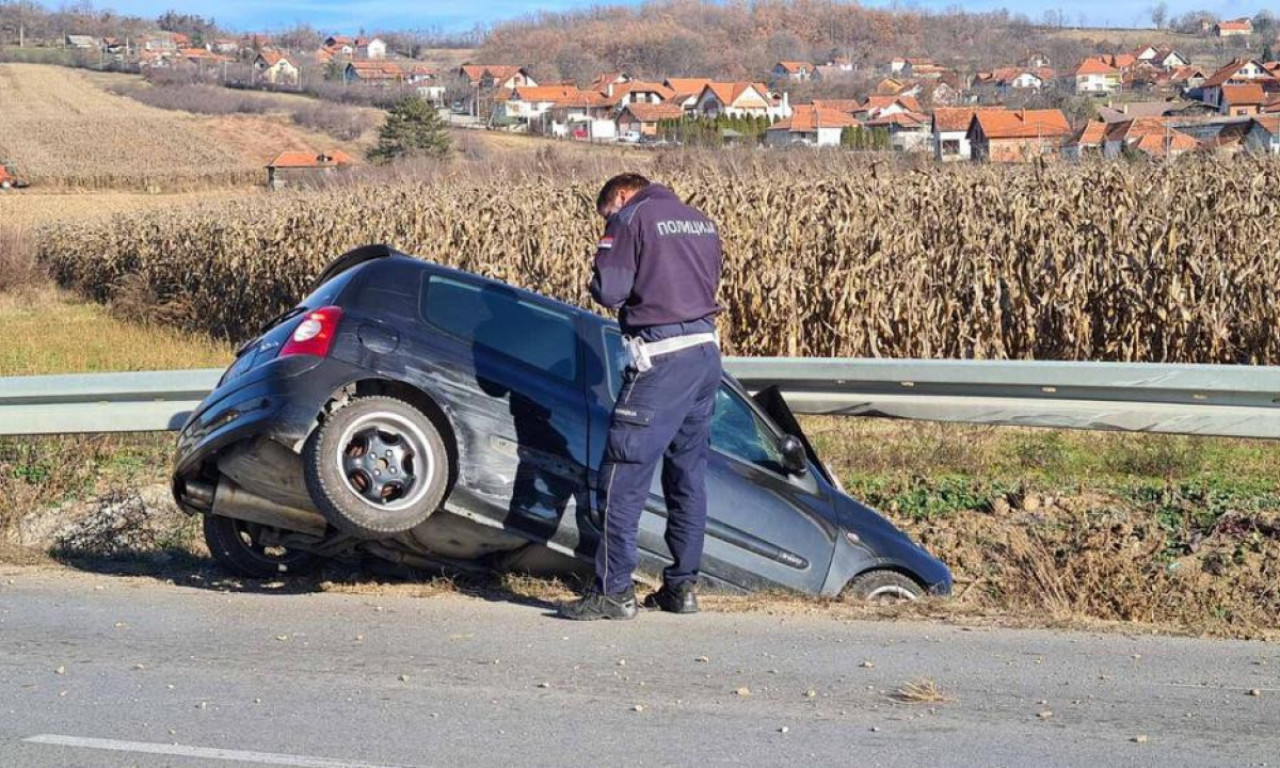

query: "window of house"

left=422, top=276, right=578, bottom=382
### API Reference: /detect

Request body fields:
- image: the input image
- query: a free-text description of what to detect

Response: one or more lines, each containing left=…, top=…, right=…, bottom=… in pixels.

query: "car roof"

left=345, top=252, right=600, bottom=324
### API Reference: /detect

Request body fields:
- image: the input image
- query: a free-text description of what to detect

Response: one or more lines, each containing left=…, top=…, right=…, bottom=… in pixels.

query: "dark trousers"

left=595, top=342, right=722, bottom=595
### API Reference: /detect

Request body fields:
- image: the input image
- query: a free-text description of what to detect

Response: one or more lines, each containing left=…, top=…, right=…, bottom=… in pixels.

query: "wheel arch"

left=314, top=377, right=461, bottom=501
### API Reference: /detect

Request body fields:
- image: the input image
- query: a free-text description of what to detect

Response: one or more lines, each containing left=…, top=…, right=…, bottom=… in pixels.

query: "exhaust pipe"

left=212, top=478, right=328, bottom=537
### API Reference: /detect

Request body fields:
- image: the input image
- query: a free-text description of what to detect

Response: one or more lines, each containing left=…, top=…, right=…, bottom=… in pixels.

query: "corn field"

left=38, top=156, right=1280, bottom=363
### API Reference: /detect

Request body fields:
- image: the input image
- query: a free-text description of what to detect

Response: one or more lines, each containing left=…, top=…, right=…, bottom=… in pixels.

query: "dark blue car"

left=172, top=246, right=951, bottom=602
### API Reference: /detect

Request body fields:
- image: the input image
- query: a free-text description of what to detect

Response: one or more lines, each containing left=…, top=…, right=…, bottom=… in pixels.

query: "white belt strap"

left=623, top=333, right=718, bottom=372
left=642, top=333, right=719, bottom=357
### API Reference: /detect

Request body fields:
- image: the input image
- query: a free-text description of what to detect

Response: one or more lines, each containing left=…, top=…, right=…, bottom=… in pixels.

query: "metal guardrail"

left=2, top=359, right=1280, bottom=439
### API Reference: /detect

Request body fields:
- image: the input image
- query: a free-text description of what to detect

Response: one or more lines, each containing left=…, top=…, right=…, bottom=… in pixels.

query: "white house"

left=254, top=51, right=299, bottom=85
left=764, top=105, right=856, bottom=147
left=1070, top=58, right=1121, bottom=95
left=356, top=37, right=386, bottom=60
left=773, top=61, right=814, bottom=81
left=500, top=84, right=583, bottom=123
left=1200, top=59, right=1275, bottom=111
left=695, top=82, right=790, bottom=120
left=931, top=107, right=996, bottom=161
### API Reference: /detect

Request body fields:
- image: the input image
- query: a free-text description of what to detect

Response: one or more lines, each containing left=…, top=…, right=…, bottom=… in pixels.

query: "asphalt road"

left=1, top=566, right=1277, bottom=768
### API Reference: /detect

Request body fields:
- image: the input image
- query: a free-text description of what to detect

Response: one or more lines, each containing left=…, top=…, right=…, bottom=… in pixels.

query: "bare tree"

left=1151, top=2, right=1169, bottom=30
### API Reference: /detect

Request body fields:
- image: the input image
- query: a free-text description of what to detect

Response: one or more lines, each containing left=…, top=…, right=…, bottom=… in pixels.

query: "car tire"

left=303, top=395, right=449, bottom=539
left=203, top=515, right=317, bottom=578
left=843, top=570, right=925, bottom=604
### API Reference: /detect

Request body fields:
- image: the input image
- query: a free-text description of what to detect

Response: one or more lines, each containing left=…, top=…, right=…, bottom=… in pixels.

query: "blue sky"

left=83, top=1, right=1260, bottom=33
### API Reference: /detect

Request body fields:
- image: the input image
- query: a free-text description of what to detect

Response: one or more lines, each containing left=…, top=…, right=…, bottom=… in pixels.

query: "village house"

left=1062, top=120, right=1108, bottom=161
left=1246, top=115, right=1280, bottom=153
left=600, top=81, right=674, bottom=112
left=852, top=94, right=922, bottom=123
left=695, top=82, right=790, bottom=120
left=931, top=107, right=998, bottom=161
left=210, top=38, right=239, bottom=54
left=1215, top=18, right=1253, bottom=38
left=65, top=34, right=97, bottom=49
left=616, top=103, right=684, bottom=137
left=266, top=150, right=353, bottom=190
left=1167, top=66, right=1209, bottom=92
left=903, top=59, right=948, bottom=79
left=972, top=67, right=1053, bottom=99
left=590, top=72, right=631, bottom=93
left=764, top=105, right=857, bottom=147
left=967, top=108, right=1072, bottom=162
left=254, top=51, right=299, bottom=85
left=1070, top=58, right=1121, bottom=95
left=356, top=37, right=387, bottom=60
left=773, top=61, right=814, bottom=81
left=664, top=78, right=714, bottom=114
left=1128, top=45, right=1190, bottom=70
left=459, top=65, right=536, bottom=90
left=323, top=35, right=354, bottom=54
left=1097, top=99, right=1215, bottom=123
left=546, top=91, right=616, bottom=139
left=344, top=60, right=405, bottom=85
left=865, top=111, right=931, bottom=152
left=1101, top=118, right=1191, bottom=158
left=499, top=84, right=584, bottom=123
left=1200, top=59, right=1278, bottom=113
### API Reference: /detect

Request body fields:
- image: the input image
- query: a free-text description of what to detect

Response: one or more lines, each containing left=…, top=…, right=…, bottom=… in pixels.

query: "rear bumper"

left=172, top=356, right=363, bottom=485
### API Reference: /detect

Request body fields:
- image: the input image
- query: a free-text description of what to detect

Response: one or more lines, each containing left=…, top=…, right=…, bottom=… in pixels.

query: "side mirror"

left=779, top=435, right=809, bottom=476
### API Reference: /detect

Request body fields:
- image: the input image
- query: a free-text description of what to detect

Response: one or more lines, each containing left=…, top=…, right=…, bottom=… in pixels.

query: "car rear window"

left=421, top=275, right=578, bottom=382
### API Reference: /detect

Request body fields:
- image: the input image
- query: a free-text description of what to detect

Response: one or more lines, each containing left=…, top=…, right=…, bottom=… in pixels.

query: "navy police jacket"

left=589, top=184, right=723, bottom=334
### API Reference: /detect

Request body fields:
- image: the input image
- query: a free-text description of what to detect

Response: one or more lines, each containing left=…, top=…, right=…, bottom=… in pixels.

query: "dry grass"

left=0, top=285, right=232, bottom=375
left=40, top=156, right=1280, bottom=362
left=0, top=190, right=249, bottom=229
left=0, top=226, right=42, bottom=294
left=895, top=678, right=951, bottom=704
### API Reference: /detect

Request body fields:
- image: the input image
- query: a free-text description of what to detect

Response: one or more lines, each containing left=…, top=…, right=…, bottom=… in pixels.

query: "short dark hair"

left=596, top=173, right=651, bottom=214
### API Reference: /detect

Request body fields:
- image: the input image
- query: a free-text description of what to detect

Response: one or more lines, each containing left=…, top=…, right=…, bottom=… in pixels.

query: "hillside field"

left=0, top=64, right=370, bottom=190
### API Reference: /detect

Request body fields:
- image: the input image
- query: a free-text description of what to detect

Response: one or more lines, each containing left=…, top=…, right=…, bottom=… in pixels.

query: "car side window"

left=422, top=276, right=578, bottom=382
left=712, top=386, right=786, bottom=475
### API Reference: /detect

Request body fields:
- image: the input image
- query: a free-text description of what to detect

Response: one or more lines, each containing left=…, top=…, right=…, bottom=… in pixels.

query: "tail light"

left=280, top=306, right=343, bottom=358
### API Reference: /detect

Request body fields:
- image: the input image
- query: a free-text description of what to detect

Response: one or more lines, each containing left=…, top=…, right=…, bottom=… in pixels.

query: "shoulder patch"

left=597, top=236, right=614, bottom=250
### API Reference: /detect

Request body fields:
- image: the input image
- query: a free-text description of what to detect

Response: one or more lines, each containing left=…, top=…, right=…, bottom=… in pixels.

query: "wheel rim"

left=866, top=585, right=920, bottom=604
left=335, top=411, right=435, bottom=512
left=233, top=521, right=306, bottom=568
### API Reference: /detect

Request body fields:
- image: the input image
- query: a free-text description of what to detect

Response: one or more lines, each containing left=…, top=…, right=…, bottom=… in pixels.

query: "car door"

left=585, top=327, right=839, bottom=593
left=414, top=272, right=591, bottom=551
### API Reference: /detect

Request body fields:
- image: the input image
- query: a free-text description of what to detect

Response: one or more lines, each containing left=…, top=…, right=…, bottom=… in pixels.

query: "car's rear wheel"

left=203, top=515, right=317, bottom=578
left=303, top=395, right=449, bottom=539
left=843, top=570, right=925, bottom=605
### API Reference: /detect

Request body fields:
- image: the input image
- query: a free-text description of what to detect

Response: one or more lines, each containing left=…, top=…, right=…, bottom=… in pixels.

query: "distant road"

left=1, top=567, right=1277, bottom=768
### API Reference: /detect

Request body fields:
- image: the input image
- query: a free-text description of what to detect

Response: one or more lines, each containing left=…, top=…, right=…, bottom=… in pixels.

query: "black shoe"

left=557, top=589, right=638, bottom=621
left=643, top=583, right=699, bottom=614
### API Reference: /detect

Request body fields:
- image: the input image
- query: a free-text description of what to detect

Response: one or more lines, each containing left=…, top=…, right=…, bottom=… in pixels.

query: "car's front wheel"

left=203, top=515, right=318, bottom=578
left=303, top=395, right=449, bottom=539
left=843, top=570, right=925, bottom=605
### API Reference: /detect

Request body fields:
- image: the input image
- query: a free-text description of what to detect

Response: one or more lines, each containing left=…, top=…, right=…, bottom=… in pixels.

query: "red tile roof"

left=1217, top=18, right=1253, bottom=32
left=267, top=150, right=353, bottom=169
left=1202, top=59, right=1272, bottom=89
left=932, top=107, right=999, bottom=133
left=775, top=61, right=811, bottom=74
left=619, top=103, right=684, bottom=123
left=511, top=84, right=582, bottom=102
left=860, top=94, right=922, bottom=113
left=1254, top=115, right=1280, bottom=133
left=1074, top=58, right=1119, bottom=76
left=1069, top=120, right=1109, bottom=146
left=702, top=82, right=769, bottom=107
left=972, top=109, right=1072, bottom=139
left=811, top=99, right=862, bottom=114
left=1130, top=131, right=1199, bottom=156
left=865, top=111, right=929, bottom=128
left=768, top=105, right=859, bottom=132
left=1222, top=83, right=1268, bottom=106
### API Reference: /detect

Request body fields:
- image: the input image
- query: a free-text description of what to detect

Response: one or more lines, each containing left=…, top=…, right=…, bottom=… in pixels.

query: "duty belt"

left=623, top=333, right=719, bottom=372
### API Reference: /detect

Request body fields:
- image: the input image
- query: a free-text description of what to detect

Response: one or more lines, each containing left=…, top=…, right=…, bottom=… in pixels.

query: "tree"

left=1151, top=2, right=1169, bottom=30
left=367, top=95, right=452, bottom=164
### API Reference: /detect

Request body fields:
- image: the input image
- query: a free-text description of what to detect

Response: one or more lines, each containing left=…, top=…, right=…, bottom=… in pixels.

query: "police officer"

left=559, top=174, right=723, bottom=621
